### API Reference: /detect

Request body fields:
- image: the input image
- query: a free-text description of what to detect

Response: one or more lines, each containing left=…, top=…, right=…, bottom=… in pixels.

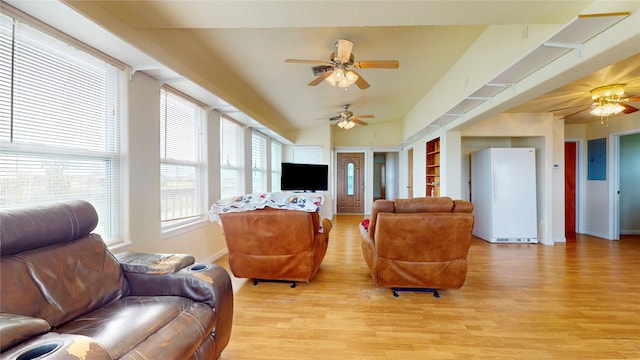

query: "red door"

left=564, top=142, right=577, bottom=238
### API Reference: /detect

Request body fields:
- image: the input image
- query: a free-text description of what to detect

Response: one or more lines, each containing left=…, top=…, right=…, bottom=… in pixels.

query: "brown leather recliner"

left=360, top=197, right=474, bottom=297
left=0, top=200, right=233, bottom=359
left=219, top=207, right=332, bottom=286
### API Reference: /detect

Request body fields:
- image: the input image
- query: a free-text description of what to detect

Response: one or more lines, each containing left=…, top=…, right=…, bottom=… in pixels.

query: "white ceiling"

left=7, top=0, right=640, bottom=143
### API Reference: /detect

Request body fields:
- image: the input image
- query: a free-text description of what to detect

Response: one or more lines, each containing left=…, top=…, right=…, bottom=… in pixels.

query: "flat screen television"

left=280, top=162, right=328, bottom=192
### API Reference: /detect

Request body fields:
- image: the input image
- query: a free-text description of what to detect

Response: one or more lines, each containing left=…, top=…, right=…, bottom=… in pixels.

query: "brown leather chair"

left=219, top=207, right=332, bottom=287
left=360, top=197, right=474, bottom=297
left=0, top=200, right=233, bottom=359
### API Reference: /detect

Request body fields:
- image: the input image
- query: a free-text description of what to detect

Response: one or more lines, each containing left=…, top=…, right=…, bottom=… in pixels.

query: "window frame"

left=251, top=131, right=268, bottom=194
left=159, top=86, right=207, bottom=232
left=220, top=116, right=245, bottom=199
left=0, top=11, right=123, bottom=245
left=270, top=140, right=282, bottom=192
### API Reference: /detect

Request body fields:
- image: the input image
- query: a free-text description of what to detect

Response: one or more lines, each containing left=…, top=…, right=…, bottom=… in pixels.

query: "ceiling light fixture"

left=324, top=65, right=359, bottom=88
left=590, top=84, right=626, bottom=117
left=336, top=119, right=356, bottom=129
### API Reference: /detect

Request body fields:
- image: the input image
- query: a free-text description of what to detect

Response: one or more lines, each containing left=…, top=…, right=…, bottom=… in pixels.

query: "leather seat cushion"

left=56, top=296, right=216, bottom=359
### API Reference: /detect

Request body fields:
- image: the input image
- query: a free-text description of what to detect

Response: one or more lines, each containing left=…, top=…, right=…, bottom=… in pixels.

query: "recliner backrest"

left=0, top=201, right=128, bottom=327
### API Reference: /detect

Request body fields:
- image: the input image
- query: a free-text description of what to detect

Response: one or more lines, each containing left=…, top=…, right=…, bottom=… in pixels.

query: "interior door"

left=337, top=152, right=364, bottom=213
left=564, top=142, right=577, bottom=236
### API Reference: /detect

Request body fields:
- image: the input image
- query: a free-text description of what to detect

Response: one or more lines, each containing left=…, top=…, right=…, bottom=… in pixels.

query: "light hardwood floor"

left=215, top=215, right=640, bottom=359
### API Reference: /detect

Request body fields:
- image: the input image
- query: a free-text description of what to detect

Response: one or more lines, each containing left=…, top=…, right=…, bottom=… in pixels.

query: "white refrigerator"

left=471, top=148, right=538, bottom=243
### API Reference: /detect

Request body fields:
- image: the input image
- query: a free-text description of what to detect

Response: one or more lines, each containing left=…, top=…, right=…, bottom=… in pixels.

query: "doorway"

left=337, top=152, right=364, bottom=213
left=616, top=132, right=640, bottom=238
left=373, top=152, right=399, bottom=201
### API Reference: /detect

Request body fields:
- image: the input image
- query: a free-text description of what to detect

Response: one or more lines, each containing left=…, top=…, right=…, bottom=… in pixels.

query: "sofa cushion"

left=57, top=296, right=216, bottom=359
left=394, top=196, right=454, bottom=213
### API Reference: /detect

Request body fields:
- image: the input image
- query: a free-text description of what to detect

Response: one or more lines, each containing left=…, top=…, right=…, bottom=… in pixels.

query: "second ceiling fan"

left=329, top=104, right=373, bottom=129
left=285, top=39, right=399, bottom=89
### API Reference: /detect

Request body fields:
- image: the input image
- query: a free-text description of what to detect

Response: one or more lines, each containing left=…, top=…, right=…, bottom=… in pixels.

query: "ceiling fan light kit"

left=324, top=67, right=359, bottom=88
left=590, top=84, right=626, bottom=117
left=329, top=104, right=373, bottom=130
left=336, top=119, right=356, bottom=129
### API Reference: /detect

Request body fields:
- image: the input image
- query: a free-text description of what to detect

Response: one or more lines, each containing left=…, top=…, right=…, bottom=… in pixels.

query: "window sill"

left=161, top=217, right=209, bottom=240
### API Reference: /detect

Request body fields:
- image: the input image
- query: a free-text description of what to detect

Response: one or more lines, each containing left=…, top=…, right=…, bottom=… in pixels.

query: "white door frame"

left=609, top=129, right=640, bottom=240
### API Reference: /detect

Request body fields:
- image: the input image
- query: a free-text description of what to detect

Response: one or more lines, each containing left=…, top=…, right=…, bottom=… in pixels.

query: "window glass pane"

left=220, top=117, right=243, bottom=198
left=271, top=141, right=282, bottom=191
left=220, top=167, right=241, bottom=199
left=252, top=133, right=266, bottom=193
left=221, top=119, right=242, bottom=166
left=0, top=152, right=116, bottom=239
left=347, top=162, right=354, bottom=195
left=12, top=22, right=118, bottom=152
left=160, top=163, right=198, bottom=226
left=160, top=91, right=199, bottom=161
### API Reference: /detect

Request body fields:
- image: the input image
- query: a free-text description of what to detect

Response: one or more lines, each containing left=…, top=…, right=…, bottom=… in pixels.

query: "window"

left=160, top=88, right=205, bottom=229
left=0, top=13, right=121, bottom=243
left=271, top=141, right=282, bottom=191
left=220, top=117, right=244, bottom=199
left=251, top=132, right=267, bottom=193
left=347, top=163, right=355, bottom=195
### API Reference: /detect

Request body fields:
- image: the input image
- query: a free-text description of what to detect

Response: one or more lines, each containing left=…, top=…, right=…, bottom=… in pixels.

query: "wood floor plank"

left=215, top=215, right=640, bottom=359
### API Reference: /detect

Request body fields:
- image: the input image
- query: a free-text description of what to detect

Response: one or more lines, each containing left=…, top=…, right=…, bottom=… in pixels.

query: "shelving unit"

left=426, top=138, right=440, bottom=197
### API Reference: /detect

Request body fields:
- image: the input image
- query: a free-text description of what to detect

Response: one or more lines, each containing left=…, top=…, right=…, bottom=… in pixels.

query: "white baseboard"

left=583, top=230, right=610, bottom=240
left=620, top=230, right=640, bottom=235
left=200, top=248, right=228, bottom=264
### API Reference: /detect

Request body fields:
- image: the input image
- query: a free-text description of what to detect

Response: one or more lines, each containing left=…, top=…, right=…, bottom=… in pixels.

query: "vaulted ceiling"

left=7, top=1, right=640, bottom=143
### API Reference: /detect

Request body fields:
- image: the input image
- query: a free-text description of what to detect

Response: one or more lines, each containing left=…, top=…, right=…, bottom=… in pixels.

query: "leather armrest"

left=116, top=252, right=195, bottom=274
left=321, top=218, right=332, bottom=234
left=0, top=314, right=50, bottom=352
left=123, top=263, right=233, bottom=309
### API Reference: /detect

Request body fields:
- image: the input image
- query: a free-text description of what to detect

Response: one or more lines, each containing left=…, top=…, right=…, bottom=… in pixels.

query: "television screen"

left=280, top=163, right=328, bottom=192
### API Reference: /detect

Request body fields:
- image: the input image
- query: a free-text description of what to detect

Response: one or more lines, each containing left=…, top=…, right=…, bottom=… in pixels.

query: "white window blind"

left=160, top=88, right=204, bottom=229
left=0, top=13, right=121, bottom=243
left=271, top=141, right=282, bottom=191
left=220, top=117, right=244, bottom=199
left=251, top=132, right=267, bottom=193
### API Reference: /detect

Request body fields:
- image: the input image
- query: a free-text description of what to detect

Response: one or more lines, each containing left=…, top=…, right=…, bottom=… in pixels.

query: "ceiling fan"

left=553, top=84, right=640, bottom=119
left=328, top=104, right=373, bottom=129
left=285, top=39, right=399, bottom=89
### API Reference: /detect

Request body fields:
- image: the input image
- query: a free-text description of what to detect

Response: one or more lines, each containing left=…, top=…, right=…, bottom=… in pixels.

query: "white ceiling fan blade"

left=351, top=119, right=368, bottom=126
left=352, top=114, right=374, bottom=119
left=285, top=59, right=330, bottom=65
left=336, top=39, right=353, bottom=63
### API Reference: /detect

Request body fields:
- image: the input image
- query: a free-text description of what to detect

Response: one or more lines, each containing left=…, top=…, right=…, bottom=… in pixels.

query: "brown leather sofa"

left=219, top=207, right=332, bottom=286
left=0, top=200, right=233, bottom=359
left=360, top=197, right=474, bottom=297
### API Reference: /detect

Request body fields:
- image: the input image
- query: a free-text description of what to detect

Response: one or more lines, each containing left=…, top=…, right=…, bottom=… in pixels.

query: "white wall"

left=333, top=120, right=403, bottom=147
